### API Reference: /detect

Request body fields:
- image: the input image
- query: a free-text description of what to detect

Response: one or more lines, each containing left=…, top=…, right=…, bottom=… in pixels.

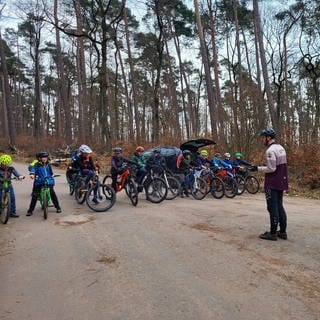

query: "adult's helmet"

left=234, top=152, right=243, bottom=159
left=182, top=149, right=191, bottom=156
left=0, top=154, right=12, bottom=165
left=36, top=151, right=49, bottom=158
left=113, top=147, right=122, bottom=154
left=79, top=144, right=92, bottom=154
left=136, top=146, right=145, bottom=153
left=200, top=150, right=208, bottom=157
left=153, top=148, right=161, bottom=154
left=259, top=128, right=276, bottom=138
left=214, top=153, right=222, bottom=158
left=224, top=152, right=231, bottom=158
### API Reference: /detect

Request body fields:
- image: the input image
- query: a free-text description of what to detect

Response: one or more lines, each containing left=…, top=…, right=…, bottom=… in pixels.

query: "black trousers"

left=265, top=187, right=287, bottom=234
left=28, top=185, right=60, bottom=212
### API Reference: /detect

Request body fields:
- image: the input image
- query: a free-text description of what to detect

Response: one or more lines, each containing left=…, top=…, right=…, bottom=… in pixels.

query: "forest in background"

left=0, top=0, right=319, bottom=193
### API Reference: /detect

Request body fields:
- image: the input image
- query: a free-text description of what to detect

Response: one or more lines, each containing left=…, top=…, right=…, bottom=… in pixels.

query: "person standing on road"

left=249, top=128, right=288, bottom=241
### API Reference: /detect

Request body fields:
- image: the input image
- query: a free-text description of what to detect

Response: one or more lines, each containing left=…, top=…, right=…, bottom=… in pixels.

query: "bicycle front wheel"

left=165, top=176, right=181, bottom=200
left=190, top=176, right=208, bottom=200
left=245, top=176, right=260, bottom=194
left=42, top=191, right=49, bottom=220
left=86, top=184, right=116, bottom=212
left=125, top=179, right=138, bottom=206
left=75, top=179, right=86, bottom=204
left=0, top=192, right=10, bottom=224
left=210, top=177, right=225, bottom=199
left=145, top=177, right=168, bottom=203
left=223, top=176, right=238, bottom=198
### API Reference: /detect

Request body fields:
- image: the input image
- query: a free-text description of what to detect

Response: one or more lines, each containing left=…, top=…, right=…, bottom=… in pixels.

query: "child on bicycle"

left=131, top=146, right=148, bottom=192
left=177, top=149, right=192, bottom=197
left=0, top=154, right=24, bottom=218
left=27, top=151, right=61, bottom=216
left=111, top=147, right=136, bottom=191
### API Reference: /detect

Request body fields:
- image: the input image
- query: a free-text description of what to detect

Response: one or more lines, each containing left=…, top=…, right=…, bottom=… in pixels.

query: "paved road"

left=1, top=162, right=320, bottom=320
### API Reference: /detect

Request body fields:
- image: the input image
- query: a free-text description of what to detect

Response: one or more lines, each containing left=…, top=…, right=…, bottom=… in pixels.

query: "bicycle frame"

left=115, top=168, right=131, bottom=192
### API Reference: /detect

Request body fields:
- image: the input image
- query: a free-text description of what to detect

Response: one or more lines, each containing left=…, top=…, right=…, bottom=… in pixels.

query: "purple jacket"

left=258, top=142, right=288, bottom=190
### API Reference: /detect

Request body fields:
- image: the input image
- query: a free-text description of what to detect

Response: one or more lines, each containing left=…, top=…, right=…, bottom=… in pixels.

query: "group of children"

left=0, top=145, right=252, bottom=217
left=0, top=152, right=61, bottom=218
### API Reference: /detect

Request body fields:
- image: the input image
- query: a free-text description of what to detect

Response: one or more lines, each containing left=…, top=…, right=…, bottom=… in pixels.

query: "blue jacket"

left=29, top=162, right=55, bottom=187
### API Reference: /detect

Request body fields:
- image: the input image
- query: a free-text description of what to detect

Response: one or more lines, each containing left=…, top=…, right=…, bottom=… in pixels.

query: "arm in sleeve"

left=258, top=150, right=277, bottom=173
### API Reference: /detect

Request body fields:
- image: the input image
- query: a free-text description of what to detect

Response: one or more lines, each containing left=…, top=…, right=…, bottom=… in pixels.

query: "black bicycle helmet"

left=36, top=151, right=49, bottom=158
left=113, top=147, right=122, bottom=154
left=153, top=148, right=161, bottom=154
left=259, top=128, right=276, bottom=138
left=214, top=153, right=222, bottom=158
left=182, top=149, right=191, bottom=156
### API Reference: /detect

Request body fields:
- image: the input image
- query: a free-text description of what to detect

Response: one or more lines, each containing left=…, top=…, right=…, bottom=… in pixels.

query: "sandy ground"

left=0, top=162, right=319, bottom=320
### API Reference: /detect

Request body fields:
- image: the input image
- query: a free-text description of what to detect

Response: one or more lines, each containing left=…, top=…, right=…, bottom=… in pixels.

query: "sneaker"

left=56, top=208, right=62, bottom=213
left=10, top=212, right=19, bottom=218
left=26, top=211, right=33, bottom=216
left=277, top=231, right=287, bottom=240
left=259, top=231, right=277, bottom=241
left=92, top=198, right=99, bottom=204
left=137, top=186, right=143, bottom=193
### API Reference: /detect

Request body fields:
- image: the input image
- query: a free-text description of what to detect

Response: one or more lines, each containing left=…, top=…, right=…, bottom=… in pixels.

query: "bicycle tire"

left=210, top=177, right=225, bottom=199
left=75, top=179, right=86, bottom=204
left=43, top=191, right=48, bottom=220
left=190, top=176, right=208, bottom=200
left=144, top=177, right=167, bottom=203
left=0, top=192, right=10, bottom=224
left=125, top=178, right=138, bottom=206
left=245, top=175, right=260, bottom=194
left=86, top=183, right=116, bottom=212
left=223, top=176, right=238, bottom=198
left=165, top=176, right=181, bottom=200
left=235, top=175, right=245, bottom=195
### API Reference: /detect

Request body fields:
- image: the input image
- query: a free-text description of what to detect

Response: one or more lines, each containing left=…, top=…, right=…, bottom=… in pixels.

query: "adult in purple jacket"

left=249, top=128, right=288, bottom=241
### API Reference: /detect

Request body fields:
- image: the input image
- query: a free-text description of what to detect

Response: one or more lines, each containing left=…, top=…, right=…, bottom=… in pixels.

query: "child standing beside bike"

left=0, top=154, right=24, bottom=218
left=27, top=151, right=61, bottom=216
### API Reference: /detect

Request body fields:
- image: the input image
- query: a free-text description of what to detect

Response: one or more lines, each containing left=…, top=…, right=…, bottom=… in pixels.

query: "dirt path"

left=0, top=162, right=319, bottom=320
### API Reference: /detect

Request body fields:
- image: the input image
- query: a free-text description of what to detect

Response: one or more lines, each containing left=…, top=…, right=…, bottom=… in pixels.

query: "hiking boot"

left=56, top=208, right=62, bottom=213
left=10, top=212, right=19, bottom=218
left=259, top=231, right=277, bottom=241
left=277, top=231, right=287, bottom=240
left=26, top=210, right=33, bottom=216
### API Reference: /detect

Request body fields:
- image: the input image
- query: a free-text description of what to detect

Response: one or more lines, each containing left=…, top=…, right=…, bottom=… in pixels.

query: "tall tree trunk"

left=253, top=0, right=276, bottom=130
left=54, top=0, right=72, bottom=144
left=194, top=0, right=217, bottom=138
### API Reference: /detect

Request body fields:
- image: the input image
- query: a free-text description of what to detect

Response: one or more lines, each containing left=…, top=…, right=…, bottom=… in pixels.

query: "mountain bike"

left=235, top=166, right=260, bottom=194
left=201, top=168, right=225, bottom=199
left=0, top=176, right=24, bottom=224
left=103, top=164, right=138, bottom=206
left=40, top=175, right=60, bottom=220
left=187, top=167, right=208, bottom=200
left=214, top=168, right=238, bottom=198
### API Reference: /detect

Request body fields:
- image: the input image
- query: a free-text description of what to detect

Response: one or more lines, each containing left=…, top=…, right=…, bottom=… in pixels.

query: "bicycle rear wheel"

left=190, top=176, right=208, bottom=200
left=75, top=179, right=86, bottom=204
left=125, top=179, right=138, bottom=206
left=210, top=177, right=225, bottom=199
left=86, top=183, right=116, bottom=212
left=0, top=192, right=10, bottom=224
left=245, top=176, right=260, bottom=194
left=145, top=177, right=167, bottom=203
left=165, top=176, right=181, bottom=200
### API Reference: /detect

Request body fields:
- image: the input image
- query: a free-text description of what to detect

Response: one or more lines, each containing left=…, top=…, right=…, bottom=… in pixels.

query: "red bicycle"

left=103, top=165, right=138, bottom=206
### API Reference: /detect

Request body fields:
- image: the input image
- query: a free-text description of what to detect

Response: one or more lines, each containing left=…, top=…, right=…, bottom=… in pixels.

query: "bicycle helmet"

left=234, top=152, right=243, bottom=159
left=0, top=154, right=12, bottom=165
left=182, top=149, right=191, bottom=156
left=214, top=153, right=222, bottom=158
left=79, top=144, right=92, bottom=154
left=153, top=148, right=161, bottom=154
left=113, top=147, right=122, bottom=154
left=36, top=151, right=49, bottom=158
left=136, top=146, right=145, bottom=153
left=224, top=152, right=231, bottom=158
left=200, top=150, right=208, bottom=157
left=259, top=128, right=276, bottom=138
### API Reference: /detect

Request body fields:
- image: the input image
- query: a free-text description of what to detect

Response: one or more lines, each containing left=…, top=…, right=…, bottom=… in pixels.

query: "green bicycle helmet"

left=0, top=154, right=12, bottom=165
left=200, top=150, right=209, bottom=157
left=234, top=152, right=243, bottom=159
